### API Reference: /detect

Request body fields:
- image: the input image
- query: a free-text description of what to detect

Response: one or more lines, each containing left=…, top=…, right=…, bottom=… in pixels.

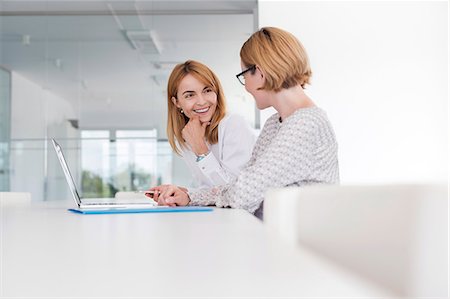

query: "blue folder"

left=68, top=206, right=213, bottom=214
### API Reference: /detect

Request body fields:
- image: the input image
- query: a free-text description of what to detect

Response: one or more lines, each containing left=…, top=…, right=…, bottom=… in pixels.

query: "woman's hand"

left=147, top=184, right=171, bottom=206
left=181, top=116, right=210, bottom=155
left=147, top=184, right=190, bottom=207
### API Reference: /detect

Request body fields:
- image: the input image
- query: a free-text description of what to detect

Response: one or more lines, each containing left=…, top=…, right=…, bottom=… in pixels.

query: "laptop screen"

left=51, top=139, right=82, bottom=206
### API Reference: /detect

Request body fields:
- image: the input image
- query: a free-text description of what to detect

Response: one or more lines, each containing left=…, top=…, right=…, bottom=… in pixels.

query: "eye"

left=184, top=93, right=194, bottom=99
left=204, top=88, right=213, bottom=94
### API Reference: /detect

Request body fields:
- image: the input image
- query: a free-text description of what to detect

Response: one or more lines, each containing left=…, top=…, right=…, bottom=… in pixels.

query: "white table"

left=0, top=199, right=394, bottom=298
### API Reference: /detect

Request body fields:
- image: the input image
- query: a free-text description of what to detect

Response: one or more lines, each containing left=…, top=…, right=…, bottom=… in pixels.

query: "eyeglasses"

left=236, top=65, right=256, bottom=85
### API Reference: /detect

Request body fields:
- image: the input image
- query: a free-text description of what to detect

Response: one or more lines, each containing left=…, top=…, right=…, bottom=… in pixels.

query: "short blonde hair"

left=240, top=27, right=312, bottom=91
left=166, top=60, right=227, bottom=155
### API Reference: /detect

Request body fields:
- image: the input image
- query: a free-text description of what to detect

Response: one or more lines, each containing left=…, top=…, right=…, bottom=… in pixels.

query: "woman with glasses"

left=161, top=60, right=255, bottom=190
left=150, top=28, right=339, bottom=219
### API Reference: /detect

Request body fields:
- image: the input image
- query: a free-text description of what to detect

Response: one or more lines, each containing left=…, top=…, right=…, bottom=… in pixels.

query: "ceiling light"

left=67, top=119, right=79, bottom=129
left=123, top=30, right=162, bottom=54
left=153, top=61, right=180, bottom=70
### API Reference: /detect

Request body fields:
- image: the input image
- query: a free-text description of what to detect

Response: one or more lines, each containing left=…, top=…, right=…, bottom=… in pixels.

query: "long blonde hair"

left=240, top=27, right=312, bottom=91
left=167, top=60, right=227, bottom=155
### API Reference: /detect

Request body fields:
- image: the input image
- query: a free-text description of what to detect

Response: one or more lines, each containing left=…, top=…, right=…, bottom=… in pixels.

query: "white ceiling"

left=0, top=0, right=257, bottom=136
left=0, top=0, right=256, bottom=15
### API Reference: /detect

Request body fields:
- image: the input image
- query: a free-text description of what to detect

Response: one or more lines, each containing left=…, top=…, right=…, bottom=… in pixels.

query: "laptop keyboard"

left=83, top=202, right=153, bottom=205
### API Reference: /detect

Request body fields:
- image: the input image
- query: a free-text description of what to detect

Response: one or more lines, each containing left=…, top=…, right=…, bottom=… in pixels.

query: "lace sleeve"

left=188, top=108, right=339, bottom=215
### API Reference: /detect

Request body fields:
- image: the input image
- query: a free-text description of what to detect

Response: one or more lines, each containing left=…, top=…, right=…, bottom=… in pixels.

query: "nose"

left=196, top=94, right=207, bottom=105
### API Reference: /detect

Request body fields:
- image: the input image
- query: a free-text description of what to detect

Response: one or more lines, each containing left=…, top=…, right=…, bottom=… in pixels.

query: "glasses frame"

left=236, top=65, right=256, bottom=85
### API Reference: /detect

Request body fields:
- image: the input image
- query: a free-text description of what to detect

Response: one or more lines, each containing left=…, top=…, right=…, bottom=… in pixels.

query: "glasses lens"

left=239, top=75, right=245, bottom=85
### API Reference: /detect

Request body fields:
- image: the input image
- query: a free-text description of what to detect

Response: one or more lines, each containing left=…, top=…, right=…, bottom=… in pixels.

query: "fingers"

left=161, top=186, right=187, bottom=207
left=155, top=189, right=171, bottom=206
left=157, top=185, right=177, bottom=207
left=165, top=196, right=180, bottom=206
left=159, top=197, right=176, bottom=207
left=201, top=121, right=211, bottom=129
left=186, top=116, right=202, bottom=128
left=190, top=115, right=200, bottom=123
left=154, top=192, right=160, bottom=203
left=152, top=191, right=159, bottom=201
left=146, top=185, right=167, bottom=200
left=158, top=197, right=171, bottom=206
left=144, top=190, right=159, bottom=199
left=147, top=184, right=189, bottom=207
left=159, top=185, right=176, bottom=201
left=157, top=196, right=168, bottom=206
left=165, top=190, right=189, bottom=206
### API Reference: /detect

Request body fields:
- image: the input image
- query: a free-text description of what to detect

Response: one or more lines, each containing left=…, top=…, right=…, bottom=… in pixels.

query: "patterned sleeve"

left=188, top=110, right=338, bottom=214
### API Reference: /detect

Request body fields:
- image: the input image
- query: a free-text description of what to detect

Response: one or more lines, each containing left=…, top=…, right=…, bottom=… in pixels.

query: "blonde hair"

left=166, top=60, right=227, bottom=155
left=240, top=27, right=312, bottom=91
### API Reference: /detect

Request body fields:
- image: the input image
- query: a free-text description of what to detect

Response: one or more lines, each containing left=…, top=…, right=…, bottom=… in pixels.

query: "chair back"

left=264, top=184, right=448, bottom=297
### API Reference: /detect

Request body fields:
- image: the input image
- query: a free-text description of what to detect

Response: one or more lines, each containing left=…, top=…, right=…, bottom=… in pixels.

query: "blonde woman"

left=152, top=28, right=339, bottom=219
left=161, top=60, right=255, bottom=189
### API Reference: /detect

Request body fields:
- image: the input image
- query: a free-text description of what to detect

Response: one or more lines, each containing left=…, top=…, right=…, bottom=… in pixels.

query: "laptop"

left=52, top=138, right=158, bottom=210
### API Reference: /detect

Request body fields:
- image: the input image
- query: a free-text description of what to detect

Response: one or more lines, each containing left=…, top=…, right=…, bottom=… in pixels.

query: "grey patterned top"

left=188, top=106, right=339, bottom=219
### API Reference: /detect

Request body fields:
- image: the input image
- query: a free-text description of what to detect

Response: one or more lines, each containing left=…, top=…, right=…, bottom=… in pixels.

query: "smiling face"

left=173, top=74, right=218, bottom=123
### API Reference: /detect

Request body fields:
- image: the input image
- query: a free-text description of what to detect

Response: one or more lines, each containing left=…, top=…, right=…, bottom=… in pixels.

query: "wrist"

left=184, top=189, right=191, bottom=205
left=195, top=150, right=210, bottom=162
left=192, top=142, right=208, bottom=156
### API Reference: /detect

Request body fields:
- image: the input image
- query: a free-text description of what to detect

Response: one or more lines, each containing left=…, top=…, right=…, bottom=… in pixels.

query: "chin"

left=256, top=102, right=268, bottom=110
left=199, top=114, right=212, bottom=123
left=204, top=109, right=217, bottom=122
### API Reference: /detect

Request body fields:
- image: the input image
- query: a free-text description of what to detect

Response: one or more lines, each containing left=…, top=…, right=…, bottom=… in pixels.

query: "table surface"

left=0, top=199, right=394, bottom=298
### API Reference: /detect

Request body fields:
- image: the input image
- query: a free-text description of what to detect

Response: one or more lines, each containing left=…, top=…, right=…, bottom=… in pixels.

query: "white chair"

left=264, top=184, right=448, bottom=297
left=0, top=192, right=32, bottom=206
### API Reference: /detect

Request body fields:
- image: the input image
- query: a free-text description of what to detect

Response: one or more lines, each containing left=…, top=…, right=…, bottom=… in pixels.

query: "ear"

left=171, top=96, right=180, bottom=108
left=255, top=65, right=266, bottom=86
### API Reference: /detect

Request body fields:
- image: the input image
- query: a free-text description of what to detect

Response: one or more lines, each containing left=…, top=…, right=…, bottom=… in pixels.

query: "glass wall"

left=0, top=1, right=257, bottom=201
left=40, top=136, right=172, bottom=201
left=0, top=67, right=11, bottom=191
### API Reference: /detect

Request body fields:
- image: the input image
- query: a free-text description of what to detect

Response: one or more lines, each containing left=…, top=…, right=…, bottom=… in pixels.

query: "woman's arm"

left=191, top=114, right=256, bottom=185
left=189, top=110, right=339, bottom=214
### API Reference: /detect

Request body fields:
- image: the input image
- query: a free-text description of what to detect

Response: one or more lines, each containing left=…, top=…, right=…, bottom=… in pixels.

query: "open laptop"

left=52, top=138, right=158, bottom=210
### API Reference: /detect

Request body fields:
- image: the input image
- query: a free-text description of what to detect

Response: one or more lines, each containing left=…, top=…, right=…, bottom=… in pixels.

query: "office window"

left=80, top=130, right=111, bottom=197
left=114, top=130, right=157, bottom=193
left=80, top=129, right=161, bottom=198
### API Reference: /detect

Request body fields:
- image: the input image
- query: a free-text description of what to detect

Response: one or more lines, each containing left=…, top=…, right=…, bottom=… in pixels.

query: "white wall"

left=259, top=1, right=448, bottom=184
left=10, top=72, right=77, bottom=200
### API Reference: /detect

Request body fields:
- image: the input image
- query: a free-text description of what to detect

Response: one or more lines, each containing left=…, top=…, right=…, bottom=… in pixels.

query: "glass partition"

left=10, top=137, right=172, bottom=201
left=0, top=67, right=11, bottom=191
left=0, top=1, right=257, bottom=201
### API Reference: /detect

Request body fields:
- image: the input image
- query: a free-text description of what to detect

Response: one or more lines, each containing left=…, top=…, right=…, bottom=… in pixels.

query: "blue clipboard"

left=68, top=206, right=213, bottom=214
